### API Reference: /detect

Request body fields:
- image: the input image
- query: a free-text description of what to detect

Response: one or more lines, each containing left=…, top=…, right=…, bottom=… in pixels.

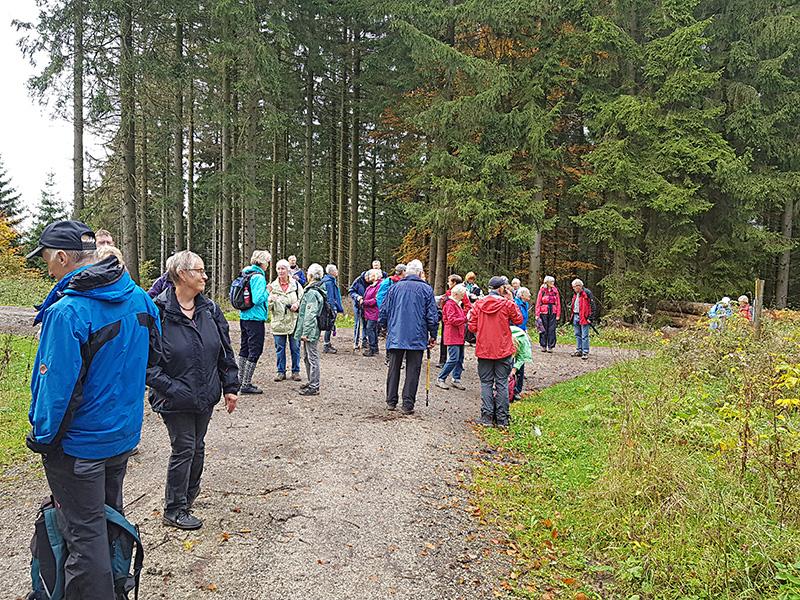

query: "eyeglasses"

left=185, top=268, right=207, bottom=276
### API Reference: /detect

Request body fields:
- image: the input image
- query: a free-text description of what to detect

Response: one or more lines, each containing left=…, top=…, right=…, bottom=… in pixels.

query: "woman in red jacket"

left=436, top=284, right=468, bottom=390
left=535, top=276, right=561, bottom=352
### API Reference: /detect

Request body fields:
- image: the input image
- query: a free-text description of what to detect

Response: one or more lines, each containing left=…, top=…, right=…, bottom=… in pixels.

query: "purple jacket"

left=363, top=280, right=382, bottom=321
left=147, top=272, right=173, bottom=299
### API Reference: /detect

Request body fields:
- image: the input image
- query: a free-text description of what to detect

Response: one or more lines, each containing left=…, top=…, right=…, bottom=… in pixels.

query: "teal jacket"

left=239, top=265, right=269, bottom=321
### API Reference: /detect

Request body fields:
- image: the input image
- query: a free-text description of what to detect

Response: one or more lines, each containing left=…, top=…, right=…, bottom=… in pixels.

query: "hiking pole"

left=426, top=348, right=430, bottom=406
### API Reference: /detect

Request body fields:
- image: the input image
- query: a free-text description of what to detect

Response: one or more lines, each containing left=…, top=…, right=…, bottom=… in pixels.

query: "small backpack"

left=307, top=283, right=337, bottom=331
left=28, top=497, right=144, bottom=600
left=229, top=270, right=256, bottom=311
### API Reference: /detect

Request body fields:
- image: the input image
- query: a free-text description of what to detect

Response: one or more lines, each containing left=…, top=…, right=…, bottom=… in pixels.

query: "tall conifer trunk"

left=337, top=56, right=349, bottom=286
left=776, top=199, right=793, bottom=308
left=120, top=3, right=139, bottom=283
left=303, top=62, right=313, bottom=266
left=349, top=38, right=361, bottom=280
left=270, top=134, right=279, bottom=280
left=72, top=0, right=84, bottom=219
left=173, top=18, right=185, bottom=251
left=221, top=62, right=232, bottom=291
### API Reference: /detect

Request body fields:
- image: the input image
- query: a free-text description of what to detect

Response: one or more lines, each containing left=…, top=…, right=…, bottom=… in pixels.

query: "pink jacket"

left=535, top=285, right=561, bottom=318
left=363, top=280, right=382, bottom=321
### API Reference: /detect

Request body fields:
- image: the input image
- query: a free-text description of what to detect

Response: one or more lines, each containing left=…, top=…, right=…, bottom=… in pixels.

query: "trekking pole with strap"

left=426, top=348, right=430, bottom=406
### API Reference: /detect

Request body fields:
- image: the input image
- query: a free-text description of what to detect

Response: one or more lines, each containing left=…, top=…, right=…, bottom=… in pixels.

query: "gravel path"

left=0, top=315, right=640, bottom=600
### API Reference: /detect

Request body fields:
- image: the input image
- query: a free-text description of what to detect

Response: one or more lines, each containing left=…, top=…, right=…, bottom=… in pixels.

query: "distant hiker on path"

left=535, top=276, right=560, bottom=353
left=268, top=259, right=304, bottom=381
left=26, top=221, right=159, bottom=598
left=468, top=276, right=524, bottom=428
left=287, top=255, right=306, bottom=286
left=570, top=279, right=596, bottom=359
left=147, top=250, right=239, bottom=530
left=379, top=259, right=438, bottom=415
left=708, top=296, right=732, bottom=331
left=237, top=250, right=271, bottom=395
left=293, top=263, right=326, bottom=396
left=322, top=264, right=344, bottom=354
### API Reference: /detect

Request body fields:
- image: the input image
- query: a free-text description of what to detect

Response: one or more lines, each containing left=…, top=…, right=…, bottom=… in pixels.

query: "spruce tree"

left=0, top=155, right=24, bottom=229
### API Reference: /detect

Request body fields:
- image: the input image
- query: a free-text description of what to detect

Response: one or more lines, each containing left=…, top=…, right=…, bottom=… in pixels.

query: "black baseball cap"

left=26, top=220, right=96, bottom=259
left=487, top=276, right=507, bottom=289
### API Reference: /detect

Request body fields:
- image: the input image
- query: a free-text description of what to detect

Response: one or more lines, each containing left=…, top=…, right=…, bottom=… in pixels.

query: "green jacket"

left=510, top=325, right=532, bottom=370
left=267, top=278, right=304, bottom=335
left=293, top=283, right=323, bottom=343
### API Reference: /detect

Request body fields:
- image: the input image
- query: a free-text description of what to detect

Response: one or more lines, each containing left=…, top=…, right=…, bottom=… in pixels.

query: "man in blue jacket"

left=378, top=259, right=438, bottom=414
left=26, top=221, right=160, bottom=600
left=322, top=264, right=344, bottom=353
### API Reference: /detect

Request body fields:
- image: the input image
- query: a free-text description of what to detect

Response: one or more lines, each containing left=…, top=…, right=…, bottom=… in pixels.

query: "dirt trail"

left=0, top=316, right=641, bottom=599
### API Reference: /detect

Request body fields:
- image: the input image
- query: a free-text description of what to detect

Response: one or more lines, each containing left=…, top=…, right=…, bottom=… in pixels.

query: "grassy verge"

left=554, top=324, right=663, bottom=350
left=474, top=320, right=800, bottom=599
left=0, top=276, right=53, bottom=307
left=0, top=334, right=38, bottom=469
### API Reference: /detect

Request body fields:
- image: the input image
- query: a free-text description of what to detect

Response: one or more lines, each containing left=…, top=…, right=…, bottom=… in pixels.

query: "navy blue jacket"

left=378, top=274, right=438, bottom=350
left=348, top=271, right=369, bottom=309
left=28, top=256, right=160, bottom=459
left=322, top=273, right=344, bottom=313
left=147, top=288, right=239, bottom=414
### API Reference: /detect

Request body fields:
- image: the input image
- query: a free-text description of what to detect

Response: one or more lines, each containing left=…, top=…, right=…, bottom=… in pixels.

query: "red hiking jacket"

left=467, top=293, right=524, bottom=359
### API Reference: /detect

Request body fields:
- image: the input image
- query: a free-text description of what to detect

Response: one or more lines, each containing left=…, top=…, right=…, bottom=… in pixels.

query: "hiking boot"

left=547, top=347, right=554, bottom=353
left=299, top=387, right=319, bottom=396
left=581, top=353, right=589, bottom=360
left=541, top=347, right=548, bottom=353
left=163, top=508, right=202, bottom=530
left=274, top=373, right=286, bottom=382
left=400, top=407, right=415, bottom=415
left=451, top=381, right=465, bottom=390
left=239, top=383, right=263, bottom=395
left=386, top=403, right=397, bottom=412
left=362, top=348, right=375, bottom=357
left=299, top=382, right=310, bottom=390
left=477, top=415, right=494, bottom=427
left=571, top=351, right=583, bottom=357
left=290, top=372, right=301, bottom=381
left=496, top=421, right=510, bottom=430
left=384, top=356, right=390, bottom=366
left=323, top=344, right=338, bottom=354
left=435, top=380, right=449, bottom=390
left=512, top=393, right=522, bottom=402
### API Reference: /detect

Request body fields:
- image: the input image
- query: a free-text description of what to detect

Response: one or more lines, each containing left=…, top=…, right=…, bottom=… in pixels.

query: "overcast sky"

left=0, top=3, right=100, bottom=228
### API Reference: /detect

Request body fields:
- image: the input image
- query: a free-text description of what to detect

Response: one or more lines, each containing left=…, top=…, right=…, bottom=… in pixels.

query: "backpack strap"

left=105, top=505, right=145, bottom=600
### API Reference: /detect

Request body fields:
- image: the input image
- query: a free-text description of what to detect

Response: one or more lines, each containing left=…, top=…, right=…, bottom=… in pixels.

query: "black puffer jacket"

left=147, top=288, right=239, bottom=414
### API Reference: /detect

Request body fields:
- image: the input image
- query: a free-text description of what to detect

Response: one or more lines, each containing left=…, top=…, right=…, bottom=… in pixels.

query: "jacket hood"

left=63, top=256, right=133, bottom=303
left=242, top=264, right=265, bottom=276
left=479, top=293, right=510, bottom=314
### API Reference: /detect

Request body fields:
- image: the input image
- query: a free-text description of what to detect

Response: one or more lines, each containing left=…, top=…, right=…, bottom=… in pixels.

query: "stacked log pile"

left=654, top=300, right=713, bottom=327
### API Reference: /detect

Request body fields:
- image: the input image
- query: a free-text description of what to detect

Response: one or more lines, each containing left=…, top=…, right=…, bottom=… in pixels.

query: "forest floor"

left=0, top=311, right=639, bottom=600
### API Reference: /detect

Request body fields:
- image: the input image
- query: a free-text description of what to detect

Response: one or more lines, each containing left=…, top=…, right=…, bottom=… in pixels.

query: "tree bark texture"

left=72, top=0, right=84, bottom=219
left=120, top=3, right=139, bottom=283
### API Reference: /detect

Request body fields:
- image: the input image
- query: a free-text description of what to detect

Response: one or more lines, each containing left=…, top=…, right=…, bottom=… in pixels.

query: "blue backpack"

left=28, top=497, right=144, bottom=600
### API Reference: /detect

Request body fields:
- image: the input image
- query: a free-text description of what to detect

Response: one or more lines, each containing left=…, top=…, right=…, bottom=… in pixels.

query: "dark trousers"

left=539, top=309, right=558, bottom=349
left=438, top=322, right=446, bottom=364
left=162, top=409, right=213, bottom=513
left=477, top=355, right=514, bottom=425
left=239, top=319, right=265, bottom=362
left=513, top=364, right=525, bottom=396
left=42, top=449, right=129, bottom=600
left=386, top=348, right=424, bottom=410
left=365, top=318, right=380, bottom=351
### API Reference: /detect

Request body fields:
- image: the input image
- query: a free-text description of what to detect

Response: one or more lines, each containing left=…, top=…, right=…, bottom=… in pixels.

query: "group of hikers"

left=23, top=219, right=601, bottom=599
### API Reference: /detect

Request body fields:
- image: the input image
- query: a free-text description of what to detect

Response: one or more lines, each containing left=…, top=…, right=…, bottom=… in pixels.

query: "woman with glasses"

left=147, top=250, right=239, bottom=530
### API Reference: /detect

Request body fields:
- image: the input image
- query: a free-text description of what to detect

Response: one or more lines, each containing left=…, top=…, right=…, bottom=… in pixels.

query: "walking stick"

left=426, top=348, right=430, bottom=406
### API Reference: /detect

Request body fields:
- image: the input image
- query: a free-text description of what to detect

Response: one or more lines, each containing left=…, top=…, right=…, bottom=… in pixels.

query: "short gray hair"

left=251, top=250, right=271, bottom=268
left=367, top=268, right=382, bottom=282
left=169, top=250, right=202, bottom=282
left=326, top=264, right=338, bottom=275
left=276, top=259, right=290, bottom=270
left=307, top=263, right=324, bottom=281
left=518, top=286, right=530, bottom=297
left=543, top=276, right=555, bottom=285
left=572, top=278, right=583, bottom=287
left=58, top=233, right=97, bottom=264
left=511, top=278, right=521, bottom=286
left=406, top=259, right=424, bottom=276
left=394, top=263, right=406, bottom=275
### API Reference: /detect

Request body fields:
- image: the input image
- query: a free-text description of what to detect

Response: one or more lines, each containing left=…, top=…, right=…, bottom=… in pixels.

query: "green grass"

left=474, top=322, right=800, bottom=599
left=0, top=334, right=38, bottom=469
left=554, top=323, right=663, bottom=350
left=0, top=276, right=53, bottom=307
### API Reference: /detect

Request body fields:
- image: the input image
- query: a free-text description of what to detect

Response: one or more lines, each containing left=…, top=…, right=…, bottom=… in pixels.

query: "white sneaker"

left=435, top=380, right=449, bottom=390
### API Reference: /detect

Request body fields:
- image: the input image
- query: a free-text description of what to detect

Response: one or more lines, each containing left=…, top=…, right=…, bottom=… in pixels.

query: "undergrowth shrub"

left=583, top=319, right=800, bottom=598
